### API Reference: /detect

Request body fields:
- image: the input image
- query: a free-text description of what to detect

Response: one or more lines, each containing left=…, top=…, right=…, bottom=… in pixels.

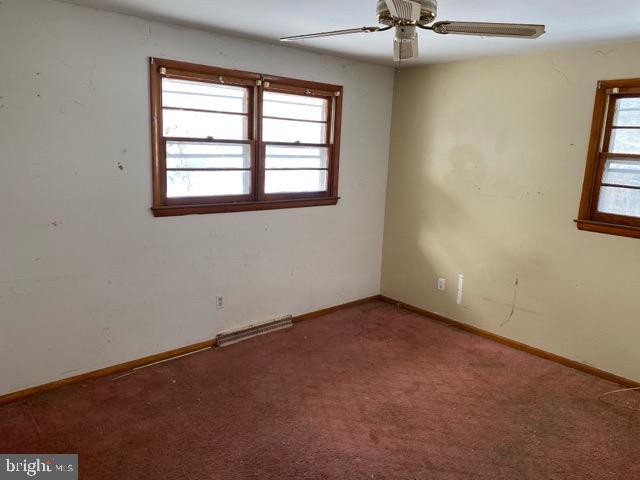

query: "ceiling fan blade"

left=393, top=26, right=419, bottom=62
left=280, top=26, right=386, bottom=42
left=431, top=21, right=546, bottom=39
left=385, top=0, right=422, bottom=23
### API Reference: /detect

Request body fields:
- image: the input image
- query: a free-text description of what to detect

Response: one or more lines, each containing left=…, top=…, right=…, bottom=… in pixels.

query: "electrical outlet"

left=216, top=296, right=224, bottom=310
left=437, top=278, right=446, bottom=291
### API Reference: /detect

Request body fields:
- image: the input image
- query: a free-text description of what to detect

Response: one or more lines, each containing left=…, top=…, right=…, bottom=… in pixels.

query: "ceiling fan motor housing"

left=376, top=0, right=438, bottom=26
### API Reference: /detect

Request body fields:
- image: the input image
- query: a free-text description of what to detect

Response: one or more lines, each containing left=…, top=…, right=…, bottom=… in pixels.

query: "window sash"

left=159, top=77, right=256, bottom=204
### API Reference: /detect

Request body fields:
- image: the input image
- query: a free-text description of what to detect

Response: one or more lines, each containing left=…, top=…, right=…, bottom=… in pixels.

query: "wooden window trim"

left=149, top=57, right=343, bottom=217
left=576, top=78, right=640, bottom=239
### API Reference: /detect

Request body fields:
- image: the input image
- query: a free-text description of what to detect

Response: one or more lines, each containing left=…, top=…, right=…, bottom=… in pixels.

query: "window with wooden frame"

left=149, top=58, right=343, bottom=217
left=577, top=78, right=640, bottom=239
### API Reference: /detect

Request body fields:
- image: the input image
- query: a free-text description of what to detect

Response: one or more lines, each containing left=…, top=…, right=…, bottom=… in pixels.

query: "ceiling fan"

left=280, top=0, right=545, bottom=62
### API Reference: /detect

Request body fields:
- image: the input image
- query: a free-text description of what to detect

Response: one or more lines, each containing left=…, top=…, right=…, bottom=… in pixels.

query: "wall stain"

left=0, top=274, right=90, bottom=285
left=448, top=144, right=486, bottom=184
left=89, top=61, right=97, bottom=93
left=546, top=56, right=574, bottom=85
left=478, top=192, right=517, bottom=200
left=501, top=277, right=520, bottom=326
left=481, top=296, right=539, bottom=316
left=9, top=286, right=34, bottom=296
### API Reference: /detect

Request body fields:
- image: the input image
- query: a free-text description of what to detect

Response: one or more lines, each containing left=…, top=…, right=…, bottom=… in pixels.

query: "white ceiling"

left=61, top=0, right=640, bottom=65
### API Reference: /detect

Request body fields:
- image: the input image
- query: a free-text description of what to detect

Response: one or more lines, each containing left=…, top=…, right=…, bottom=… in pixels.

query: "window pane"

left=166, top=142, right=250, bottom=169
left=265, top=145, right=328, bottom=169
left=613, top=97, right=640, bottom=127
left=262, top=118, right=326, bottom=143
left=598, top=186, right=640, bottom=217
left=264, top=170, right=327, bottom=194
left=263, top=92, right=327, bottom=121
left=163, top=109, right=247, bottom=140
left=609, top=128, right=640, bottom=154
left=167, top=171, right=250, bottom=197
left=162, top=78, right=248, bottom=113
left=602, top=159, right=640, bottom=187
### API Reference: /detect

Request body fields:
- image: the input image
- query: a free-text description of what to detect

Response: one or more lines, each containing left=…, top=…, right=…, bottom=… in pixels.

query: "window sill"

left=152, top=196, right=340, bottom=217
left=575, top=219, right=640, bottom=239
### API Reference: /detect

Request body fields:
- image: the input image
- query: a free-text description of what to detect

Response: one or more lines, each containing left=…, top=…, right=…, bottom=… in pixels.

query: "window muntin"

left=150, top=58, right=342, bottom=216
left=577, top=79, right=640, bottom=238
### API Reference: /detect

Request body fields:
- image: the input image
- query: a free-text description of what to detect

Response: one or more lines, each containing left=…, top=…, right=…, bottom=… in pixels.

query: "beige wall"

left=382, top=40, right=640, bottom=382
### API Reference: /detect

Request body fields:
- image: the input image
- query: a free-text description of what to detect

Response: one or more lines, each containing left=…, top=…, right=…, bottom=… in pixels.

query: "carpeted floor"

left=2, top=301, right=639, bottom=479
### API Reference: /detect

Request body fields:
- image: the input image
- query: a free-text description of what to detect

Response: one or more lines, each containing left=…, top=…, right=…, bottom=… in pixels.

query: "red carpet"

left=2, top=301, right=639, bottom=479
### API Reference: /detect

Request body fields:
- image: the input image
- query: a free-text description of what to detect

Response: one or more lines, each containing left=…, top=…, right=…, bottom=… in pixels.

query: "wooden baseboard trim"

left=379, top=295, right=639, bottom=389
left=0, top=295, right=381, bottom=406
left=292, top=295, right=381, bottom=323
left=0, top=339, right=218, bottom=407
